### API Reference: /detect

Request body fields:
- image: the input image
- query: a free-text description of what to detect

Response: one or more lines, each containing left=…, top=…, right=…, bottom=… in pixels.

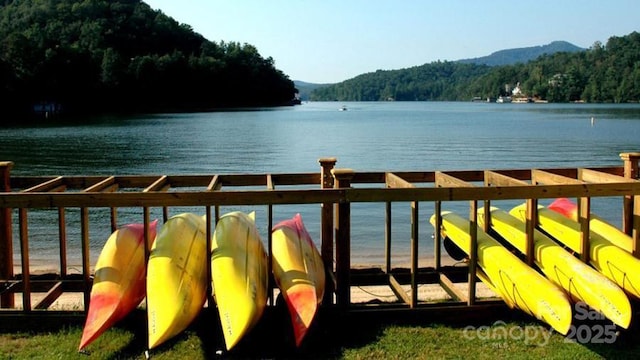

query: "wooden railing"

left=1, top=153, right=640, bottom=316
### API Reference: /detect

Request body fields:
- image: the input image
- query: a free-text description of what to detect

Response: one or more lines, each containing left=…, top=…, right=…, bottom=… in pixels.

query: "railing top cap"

left=332, top=168, right=355, bottom=177
left=318, top=157, right=338, bottom=164
left=620, top=152, right=640, bottom=160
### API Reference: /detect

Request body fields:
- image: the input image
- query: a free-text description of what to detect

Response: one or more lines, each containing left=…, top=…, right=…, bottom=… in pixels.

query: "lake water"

left=2, top=101, right=640, bottom=269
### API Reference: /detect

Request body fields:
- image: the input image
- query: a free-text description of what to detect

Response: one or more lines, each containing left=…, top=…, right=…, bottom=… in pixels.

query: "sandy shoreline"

left=14, top=251, right=466, bottom=275
left=6, top=255, right=497, bottom=311
left=9, top=283, right=497, bottom=312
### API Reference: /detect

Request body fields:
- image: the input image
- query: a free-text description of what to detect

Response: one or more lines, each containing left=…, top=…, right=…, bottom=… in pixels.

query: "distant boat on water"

left=339, top=105, right=348, bottom=111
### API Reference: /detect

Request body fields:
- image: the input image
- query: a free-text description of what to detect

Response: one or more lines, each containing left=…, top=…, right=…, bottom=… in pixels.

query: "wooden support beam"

left=532, top=169, right=583, bottom=185
left=266, top=174, right=274, bottom=190
left=33, top=282, right=64, bottom=310
left=0, top=161, right=14, bottom=308
left=207, top=175, right=221, bottom=191
left=333, top=168, right=354, bottom=308
left=265, top=174, right=275, bottom=305
left=579, top=168, right=636, bottom=184
left=525, top=199, right=537, bottom=266
left=386, top=172, right=419, bottom=307
left=435, top=171, right=473, bottom=188
left=22, top=176, right=65, bottom=193
left=439, top=273, right=468, bottom=303
left=83, top=176, right=116, bottom=192
left=144, top=176, right=169, bottom=192
left=58, top=208, right=67, bottom=277
left=634, top=199, right=640, bottom=258
left=386, top=172, right=414, bottom=189
left=385, top=202, right=392, bottom=274
left=621, top=153, right=640, bottom=235
left=434, top=201, right=442, bottom=270
left=484, top=170, right=529, bottom=187
left=434, top=172, right=479, bottom=305
left=319, top=158, right=337, bottom=305
left=578, top=197, right=591, bottom=263
left=19, top=209, right=30, bottom=311
left=468, top=201, right=478, bottom=306
left=389, top=274, right=411, bottom=305
left=80, top=208, right=90, bottom=310
left=410, top=201, right=418, bottom=308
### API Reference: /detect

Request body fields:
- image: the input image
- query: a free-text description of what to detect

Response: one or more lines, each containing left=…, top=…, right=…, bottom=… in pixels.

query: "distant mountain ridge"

left=456, top=41, right=585, bottom=66
left=294, top=81, right=332, bottom=101
left=298, top=41, right=586, bottom=90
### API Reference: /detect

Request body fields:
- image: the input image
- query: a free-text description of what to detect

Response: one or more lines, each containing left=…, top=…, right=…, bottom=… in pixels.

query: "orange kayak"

left=272, top=214, right=325, bottom=346
left=79, top=220, right=158, bottom=350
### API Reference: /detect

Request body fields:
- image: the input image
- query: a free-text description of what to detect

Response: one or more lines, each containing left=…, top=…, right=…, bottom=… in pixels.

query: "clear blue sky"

left=144, top=0, right=639, bottom=84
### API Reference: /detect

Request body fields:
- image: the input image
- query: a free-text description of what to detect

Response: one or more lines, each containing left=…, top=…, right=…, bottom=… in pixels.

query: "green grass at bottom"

left=2, top=318, right=640, bottom=360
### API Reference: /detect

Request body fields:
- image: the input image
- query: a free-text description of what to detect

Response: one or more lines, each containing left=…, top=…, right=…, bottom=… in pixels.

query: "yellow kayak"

left=511, top=203, right=640, bottom=300
left=549, top=197, right=633, bottom=252
left=479, top=207, right=630, bottom=328
left=430, top=211, right=572, bottom=335
left=147, top=213, right=208, bottom=349
left=212, top=211, right=268, bottom=351
left=272, top=214, right=325, bottom=347
left=79, top=220, right=158, bottom=350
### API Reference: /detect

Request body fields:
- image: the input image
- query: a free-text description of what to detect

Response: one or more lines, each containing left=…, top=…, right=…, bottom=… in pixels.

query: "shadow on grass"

left=3, top=301, right=640, bottom=359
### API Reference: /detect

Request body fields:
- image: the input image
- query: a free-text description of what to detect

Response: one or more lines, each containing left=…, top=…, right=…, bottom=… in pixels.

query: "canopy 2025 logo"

left=564, top=302, right=618, bottom=344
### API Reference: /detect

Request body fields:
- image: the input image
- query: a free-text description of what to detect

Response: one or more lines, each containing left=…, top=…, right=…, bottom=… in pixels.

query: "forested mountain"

left=293, top=80, right=331, bottom=101
left=311, top=62, right=491, bottom=101
left=312, top=32, right=640, bottom=103
left=0, top=0, right=297, bottom=119
left=457, top=41, right=584, bottom=66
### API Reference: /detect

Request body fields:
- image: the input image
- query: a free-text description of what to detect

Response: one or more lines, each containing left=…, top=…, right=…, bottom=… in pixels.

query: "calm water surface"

left=1, top=102, right=640, bottom=268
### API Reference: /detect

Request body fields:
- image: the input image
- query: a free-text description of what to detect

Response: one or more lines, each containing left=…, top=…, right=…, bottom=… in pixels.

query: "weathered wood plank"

left=83, top=176, right=116, bottom=192
left=435, top=171, right=472, bottom=188
left=0, top=162, right=14, bottom=308
left=388, top=274, right=411, bottom=305
left=439, top=273, right=468, bottom=302
left=19, top=209, right=30, bottom=311
left=484, top=170, right=529, bottom=186
left=532, top=169, right=584, bottom=185
left=33, top=281, right=64, bottom=310
left=579, top=168, right=637, bottom=183
left=144, top=176, right=168, bottom=192
left=21, top=176, right=65, bottom=193
left=385, top=172, right=414, bottom=189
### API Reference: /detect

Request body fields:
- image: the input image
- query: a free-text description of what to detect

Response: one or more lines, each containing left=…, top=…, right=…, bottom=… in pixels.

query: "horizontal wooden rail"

left=2, top=182, right=640, bottom=209
left=1, top=156, right=640, bottom=319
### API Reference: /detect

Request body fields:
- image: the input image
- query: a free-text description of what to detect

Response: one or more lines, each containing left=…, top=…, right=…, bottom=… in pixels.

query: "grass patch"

left=2, top=313, right=640, bottom=359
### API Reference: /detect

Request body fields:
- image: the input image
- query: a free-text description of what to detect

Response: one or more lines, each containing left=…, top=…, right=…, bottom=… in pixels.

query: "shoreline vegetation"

left=0, top=0, right=299, bottom=120
left=310, top=32, right=640, bottom=103
left=3, top=2, right=639, bottom=121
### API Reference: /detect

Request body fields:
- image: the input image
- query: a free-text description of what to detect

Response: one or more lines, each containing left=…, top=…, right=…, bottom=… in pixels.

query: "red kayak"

left=79, top=220, right=158, bottom=350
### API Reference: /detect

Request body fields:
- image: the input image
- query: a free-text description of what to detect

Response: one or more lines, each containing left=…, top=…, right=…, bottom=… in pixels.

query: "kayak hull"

left=212, top=211, right=268, bottom=351
left=79, top=221, right=158, bottom=350
left=479, top=207, right=630, bottom=328
left=430, top=211, right=572, bottom=335
left=147, top=213, right=208, bottom=349
left=511, top=203, right=640, bottom=300
left=549, top=197, right=634, bottom=252
left=272, top=214, right=325, bottom=347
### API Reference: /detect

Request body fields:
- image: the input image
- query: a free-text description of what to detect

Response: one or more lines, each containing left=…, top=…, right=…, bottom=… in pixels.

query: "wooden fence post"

left=332, top=168, right=353, bottom=308
left=319, top=157, right=337, bottom=305
left=0, top=161, right=14, bottom=308
left=620, top=153, right=640, bottom=237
